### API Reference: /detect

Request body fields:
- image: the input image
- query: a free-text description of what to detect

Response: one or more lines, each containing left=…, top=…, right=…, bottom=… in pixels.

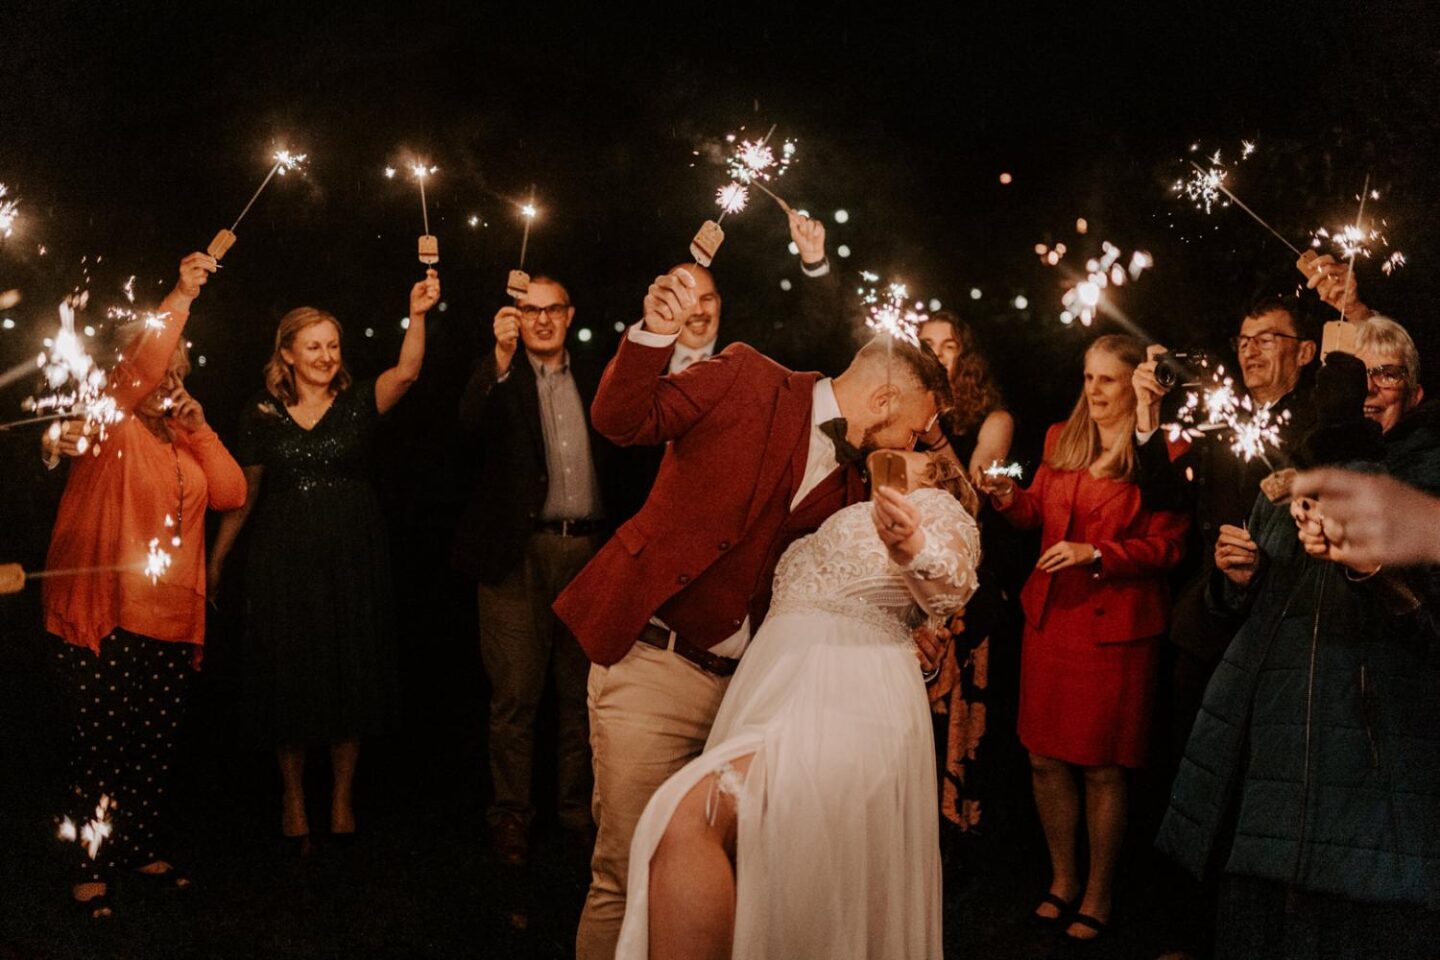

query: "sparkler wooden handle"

left=1321, top=320, right=1359, bottom=358
left=506, top=269, right=530, bottom=300
left=0, top=562, right=25, bottom=595
left=1260, top=468, right=1297, bottom=505
left=690, top=220, right=724, bottom=268
left=418, top=235, right=439, bottom=265
left=207, top=229, right=237, bottom=261
left=1295, top=249, right=1319, bottom=277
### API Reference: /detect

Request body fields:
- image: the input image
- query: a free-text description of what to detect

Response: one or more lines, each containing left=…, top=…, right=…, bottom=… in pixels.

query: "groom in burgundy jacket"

left=555, top=265, right=950, bottom=960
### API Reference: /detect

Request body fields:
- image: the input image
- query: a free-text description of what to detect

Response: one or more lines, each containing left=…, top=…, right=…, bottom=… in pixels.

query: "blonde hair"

left=264, top=307, right=351, bottom=405
left=1046, top=334, right=1145, bottom=480
left=918, top=451, right=980, bottom=518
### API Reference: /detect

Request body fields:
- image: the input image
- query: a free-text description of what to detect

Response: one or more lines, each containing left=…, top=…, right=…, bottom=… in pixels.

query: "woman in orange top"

left=44, top=252, right=245, bottom=919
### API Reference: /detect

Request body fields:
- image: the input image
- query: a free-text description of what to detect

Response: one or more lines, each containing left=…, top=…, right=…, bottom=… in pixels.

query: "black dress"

left=234, top=379, right=397, bottom=747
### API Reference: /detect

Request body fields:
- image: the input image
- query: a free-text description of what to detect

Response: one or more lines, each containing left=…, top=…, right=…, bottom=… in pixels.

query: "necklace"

left=168, top=442, right=184, bottom=548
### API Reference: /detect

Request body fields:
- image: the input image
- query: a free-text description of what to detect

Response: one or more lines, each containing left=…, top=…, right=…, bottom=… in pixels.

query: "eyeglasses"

left=518, top=303, right=571, bottom=321
left=1366, top=364, right=1409, bottom=389
left=1230, top=331, right=1301, bottom=353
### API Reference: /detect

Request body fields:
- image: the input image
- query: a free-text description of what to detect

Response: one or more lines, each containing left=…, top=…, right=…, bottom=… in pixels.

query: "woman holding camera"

left=979, top=334, right=1188, bottom=943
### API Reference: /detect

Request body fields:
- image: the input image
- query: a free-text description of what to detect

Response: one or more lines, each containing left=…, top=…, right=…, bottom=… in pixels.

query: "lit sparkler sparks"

left=58, top=794, right=114, bottom=860
left=0, top=184, right=18, bottom=238
left=859, top=272, right=926, bottom=346
left=1163, top=360, right=1291, bottom=467
left=983, top=460, right=1024, bottom=480
left=1039, top=239, right=1154, bottom=327
left=715, top=183, right=749, bottom=215
left=710, top=127, right=797, bottom=218
left=1172, top=139, right=1302, bottom=255
left=144, top=539, right=172, bottom=584
left=208, top=147, right=309, bottom=260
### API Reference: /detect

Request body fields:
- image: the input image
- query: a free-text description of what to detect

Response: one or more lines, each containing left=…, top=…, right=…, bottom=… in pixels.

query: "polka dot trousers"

left=58, top=630, right=193, bottom=884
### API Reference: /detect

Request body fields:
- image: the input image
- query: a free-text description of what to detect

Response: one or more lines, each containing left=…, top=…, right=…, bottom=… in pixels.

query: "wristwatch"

left=1090, top=546, right=1102, bottom=565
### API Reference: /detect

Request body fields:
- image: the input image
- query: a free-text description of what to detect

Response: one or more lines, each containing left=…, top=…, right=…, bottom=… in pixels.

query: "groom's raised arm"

left=591, top=269, right=746, bottom=446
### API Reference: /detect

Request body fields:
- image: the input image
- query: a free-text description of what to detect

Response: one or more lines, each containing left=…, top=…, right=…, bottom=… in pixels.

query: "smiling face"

left=669, top=264, right=722, bottom=350
left=1356, top=345, right=1421, bottom=434
left=281, top=319, right=342, bottom=391
left=1236, top=308, right=1314, bottom=404
left=1083, top=347, right=1137, bottom=428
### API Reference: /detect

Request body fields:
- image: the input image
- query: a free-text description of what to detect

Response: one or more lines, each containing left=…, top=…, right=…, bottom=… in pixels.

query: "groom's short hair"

left=852, top=336, right=952, bottom=406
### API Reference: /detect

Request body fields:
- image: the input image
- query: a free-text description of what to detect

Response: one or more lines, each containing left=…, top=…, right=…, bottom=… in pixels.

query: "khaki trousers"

left=574, top=639, right=730, bottom=960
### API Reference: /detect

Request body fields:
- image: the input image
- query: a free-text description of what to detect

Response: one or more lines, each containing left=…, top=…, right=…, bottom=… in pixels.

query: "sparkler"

left=1163, top=360, right=1291, bottom=469
left=1306, top=177, right=1406, bottom=314
left=208, top=149, right=308, bottom=261
left=58, top=795, right=114, bottom=860
left=0, top=184, right=18, bottom=238
left=1174, top=144, right=1303, bottom=256
left=691, top=126, right=795, bottom=266
left=0, top=541, right=174, bottom=595
left=983, top=460, right=1024, bottom=480
left=1039, top=240, right=1154, bottom=328
left=859, top=273, right=926, bottom=346
left=406, top=162, right=440, bottom=265
left=508, top=190, right=538, bottom=300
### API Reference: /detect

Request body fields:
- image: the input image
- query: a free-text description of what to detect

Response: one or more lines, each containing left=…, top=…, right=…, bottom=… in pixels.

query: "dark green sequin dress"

left=234, top=379, right=397, bottom=747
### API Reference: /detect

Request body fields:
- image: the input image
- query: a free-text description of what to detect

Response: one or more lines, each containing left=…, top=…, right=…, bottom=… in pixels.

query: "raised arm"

left=375, top=269, right=439, bottom=415
left=109, top=252, right=216, bottom=411
left=590, top=269, right=747, bottom=445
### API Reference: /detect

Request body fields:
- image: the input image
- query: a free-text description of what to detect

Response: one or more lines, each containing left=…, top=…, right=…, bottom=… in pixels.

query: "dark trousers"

left=58, top=630, right=193, bottom=883
left=477, top=531, right=597, bottom=829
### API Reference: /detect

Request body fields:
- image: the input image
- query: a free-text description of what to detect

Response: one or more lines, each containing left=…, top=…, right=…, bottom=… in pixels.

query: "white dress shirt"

left=668, top=339, right=715, bottom=374
left=627, top=322, right=843, bottom=660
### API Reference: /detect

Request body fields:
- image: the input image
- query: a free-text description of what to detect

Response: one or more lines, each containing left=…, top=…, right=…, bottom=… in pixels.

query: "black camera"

left=1153, top=350, right=1210, bottom=389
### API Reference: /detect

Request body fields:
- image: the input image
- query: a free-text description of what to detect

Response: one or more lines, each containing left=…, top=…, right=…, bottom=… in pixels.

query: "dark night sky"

left=3, top=0, right=1440, bottom=559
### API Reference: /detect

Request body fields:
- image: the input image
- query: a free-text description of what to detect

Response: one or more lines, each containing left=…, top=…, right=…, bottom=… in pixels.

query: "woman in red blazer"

left=980, top=334, right=1187, bottom=944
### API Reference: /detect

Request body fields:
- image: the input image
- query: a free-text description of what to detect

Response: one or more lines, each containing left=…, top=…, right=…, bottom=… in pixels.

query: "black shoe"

left=1028, top=892, right=1079, bottom=927
left=1063, top=912, right=1111, bottom=945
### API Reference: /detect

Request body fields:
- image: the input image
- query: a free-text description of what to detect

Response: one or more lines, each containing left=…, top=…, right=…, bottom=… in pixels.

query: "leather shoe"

left=489, top=814, right=528, bottom=866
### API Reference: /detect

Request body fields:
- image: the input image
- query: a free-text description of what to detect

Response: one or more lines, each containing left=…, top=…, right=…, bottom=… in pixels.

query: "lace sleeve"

left=892, top=488, right=982, bottom=618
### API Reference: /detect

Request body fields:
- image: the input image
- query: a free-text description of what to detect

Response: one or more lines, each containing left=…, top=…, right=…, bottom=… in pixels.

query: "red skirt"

left=1017, top=624, right=1158, bottom=768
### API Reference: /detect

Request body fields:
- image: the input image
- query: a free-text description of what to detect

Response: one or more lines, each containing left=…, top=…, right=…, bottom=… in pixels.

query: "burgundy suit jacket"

left=998, top=424, right=1189, bottom=645
left=553, top=333, right=865, bottom=666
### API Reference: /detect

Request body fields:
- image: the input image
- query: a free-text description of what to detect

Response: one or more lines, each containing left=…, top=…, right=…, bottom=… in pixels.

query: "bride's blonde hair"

left=917, top=452, right=980, bottom=518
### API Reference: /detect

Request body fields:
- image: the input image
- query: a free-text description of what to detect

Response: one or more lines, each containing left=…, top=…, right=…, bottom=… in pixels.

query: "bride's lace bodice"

left=769, top=487, right=981, bottom=640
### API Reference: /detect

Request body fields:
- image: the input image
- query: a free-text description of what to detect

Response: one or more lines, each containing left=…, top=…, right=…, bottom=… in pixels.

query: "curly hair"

left=926, top=311, right=1005, bottom=436
left=919, top=450, right=980, bottom=518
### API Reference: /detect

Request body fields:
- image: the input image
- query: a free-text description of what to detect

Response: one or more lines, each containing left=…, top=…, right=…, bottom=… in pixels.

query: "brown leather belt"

left=637, top=624, right=739, bottom=677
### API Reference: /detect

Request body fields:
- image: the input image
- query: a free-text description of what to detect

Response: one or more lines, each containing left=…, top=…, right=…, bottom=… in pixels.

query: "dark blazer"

left=451, top=348, right=637, bottom=585
left=553, top=335, right=864, bottom=666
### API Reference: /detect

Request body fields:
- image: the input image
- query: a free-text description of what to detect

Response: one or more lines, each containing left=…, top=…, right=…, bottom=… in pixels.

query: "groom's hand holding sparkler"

left=642, top=268, right=698, bottom=336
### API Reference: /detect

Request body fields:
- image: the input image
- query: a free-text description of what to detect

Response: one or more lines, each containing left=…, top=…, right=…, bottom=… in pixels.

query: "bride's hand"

left=872, top=486, right=925, bottom=565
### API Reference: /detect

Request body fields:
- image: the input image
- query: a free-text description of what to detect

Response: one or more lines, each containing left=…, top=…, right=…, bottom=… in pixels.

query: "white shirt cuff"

left=800, top=258, right=831, bottom=278
left=1135, top=427, right=1157, bottom=445
left=627, top=321, right=680, bottom=348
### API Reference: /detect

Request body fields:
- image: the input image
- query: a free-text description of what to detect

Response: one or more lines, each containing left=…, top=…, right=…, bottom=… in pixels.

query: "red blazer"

left=553, top=334, right=864, bottom=666
left=998, top=424, right=1189, bottom=645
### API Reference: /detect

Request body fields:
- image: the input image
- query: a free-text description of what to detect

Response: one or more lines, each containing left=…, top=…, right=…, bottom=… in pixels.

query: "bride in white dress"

left=616, top=450, right=981, bottom=960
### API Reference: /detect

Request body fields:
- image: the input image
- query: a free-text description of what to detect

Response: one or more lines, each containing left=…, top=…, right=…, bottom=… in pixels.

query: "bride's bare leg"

left=649, top=754, right=754, bottom=960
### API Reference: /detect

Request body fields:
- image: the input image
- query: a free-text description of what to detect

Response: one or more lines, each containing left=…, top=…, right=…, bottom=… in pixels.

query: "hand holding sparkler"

left=1214, top=523, right=1260, bottom=587
left=975, top=465, right=1018, bottom=504
left=642, top=269, right=698, bottom=337
left=1299, top=252, right=1373, bottom=323
left=410, top=268, right=441, bottom=317
left=174, top=252, right=219, bottom=304
left=508, top=195, right=538, bottom=299
left=787, top=210, right=826, bottom=266
left=492, top=305, right=522, bottom=376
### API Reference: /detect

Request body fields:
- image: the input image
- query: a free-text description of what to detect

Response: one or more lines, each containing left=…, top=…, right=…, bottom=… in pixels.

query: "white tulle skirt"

left=616, top=607, right=942, bottom=960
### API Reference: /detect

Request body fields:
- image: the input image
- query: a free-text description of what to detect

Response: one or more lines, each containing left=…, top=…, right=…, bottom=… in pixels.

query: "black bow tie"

left=820, top=417, right=862, bottom=466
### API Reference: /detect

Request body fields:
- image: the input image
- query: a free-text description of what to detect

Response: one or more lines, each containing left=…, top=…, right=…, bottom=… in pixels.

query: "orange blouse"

left=43, top=301, right=247, bottom=654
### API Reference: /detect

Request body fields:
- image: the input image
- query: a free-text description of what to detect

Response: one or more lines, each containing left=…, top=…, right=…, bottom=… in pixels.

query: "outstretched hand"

left=410, top=269, right=440, bottom=316
left=175, top=252, right=218, bottom=301
left=872, top=485, right=925, bottom=566
left=787, top=210, right=826, bottom=264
